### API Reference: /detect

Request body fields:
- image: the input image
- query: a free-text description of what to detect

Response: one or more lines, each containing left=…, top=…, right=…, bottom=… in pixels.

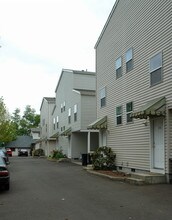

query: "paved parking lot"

left=0, top=157, right=172, bottom=220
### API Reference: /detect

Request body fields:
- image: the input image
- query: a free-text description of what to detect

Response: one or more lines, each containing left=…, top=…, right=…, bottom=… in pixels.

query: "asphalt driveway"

left=0, top=157, right=172, bottom=220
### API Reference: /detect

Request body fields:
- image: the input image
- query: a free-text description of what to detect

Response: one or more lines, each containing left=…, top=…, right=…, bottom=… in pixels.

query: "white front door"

left=152, top=118, right=164, bottom=169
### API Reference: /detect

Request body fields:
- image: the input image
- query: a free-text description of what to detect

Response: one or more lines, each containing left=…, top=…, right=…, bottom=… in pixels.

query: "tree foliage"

left=0, top=97, right=40, bottom=143
left=12, top=105, right=40, bottom=135
left=0, top=97, right=17, bottom=143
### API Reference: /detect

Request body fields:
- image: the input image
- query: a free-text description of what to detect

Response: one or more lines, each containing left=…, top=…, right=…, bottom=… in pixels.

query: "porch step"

left=125, top=177, right=144, bottom=185
left=129, top=173, right=166, bottom=184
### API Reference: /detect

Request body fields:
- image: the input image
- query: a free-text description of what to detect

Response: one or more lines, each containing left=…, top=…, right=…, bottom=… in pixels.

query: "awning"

left=87, top=116, right=107, bottom=129
left=49, top=132, right=59, bottom=138
left=60, top=127, right=72, bottom=136
left=131, top=97, right=166, bottom=119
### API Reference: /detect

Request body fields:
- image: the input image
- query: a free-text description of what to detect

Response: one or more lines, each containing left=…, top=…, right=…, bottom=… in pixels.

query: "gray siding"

left=96, top=0, right=172, bottom=171
left=73, top=72, right=96, bottom=91
left=53, top=69, right=96, bottom=158
left=81, top=95, right=96, bottom=130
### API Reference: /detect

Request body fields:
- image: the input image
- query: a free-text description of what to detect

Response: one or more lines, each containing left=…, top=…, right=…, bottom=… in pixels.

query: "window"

left=53, top=118, right=55, bottom=130
left=150, top=52, right=162, bottom=86
left=126, top=102, right=133, bottom=123
left=100, top=87, right=106, bottom=108
left=61, top=104, right=63, bottom=113
left=116, top=57, right=122, bottom=79
left=42, top=119, right=45, bottom=126
left=74, top=104, right=77, bottom=122
left=116, top=106, right=122, bottom=125
left=63, top=101, right=66, bottom=112
left=68, top=108, right=71, bottom=124
left=56, top=116, right=59, bottom=129
left=126, top=48, right=133, bottom=72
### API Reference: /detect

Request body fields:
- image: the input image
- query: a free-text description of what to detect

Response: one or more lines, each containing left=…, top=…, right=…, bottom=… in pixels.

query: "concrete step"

left=130, top=173, right=166, bottom=184
left=125, top=177, right=144, bottom=185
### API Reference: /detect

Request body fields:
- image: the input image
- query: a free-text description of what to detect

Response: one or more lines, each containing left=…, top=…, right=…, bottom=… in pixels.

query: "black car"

left=18, top=149, right=28, bottom=156
left=0, top=156, right=10, bottom=190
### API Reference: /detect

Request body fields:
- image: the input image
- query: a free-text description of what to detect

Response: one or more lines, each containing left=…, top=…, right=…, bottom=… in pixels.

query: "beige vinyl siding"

left=169, top=110, right=172, bottom=159
left=73, top=72, right=96, bottom=91
left=96, top=0, right=172, bottom=171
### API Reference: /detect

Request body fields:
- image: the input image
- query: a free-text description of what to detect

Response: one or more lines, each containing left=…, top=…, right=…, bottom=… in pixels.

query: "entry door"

left=152, top=118, right=164, bottom=169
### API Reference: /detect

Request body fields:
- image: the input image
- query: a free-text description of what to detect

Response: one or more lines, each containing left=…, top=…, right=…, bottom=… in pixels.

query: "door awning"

left=131, top=97, right=166, bottom=119
left=60, top=127, right=72, bottom=136
left=50, top=132, right=59, bottom=138
left=87, top=116, right=107, bottom=129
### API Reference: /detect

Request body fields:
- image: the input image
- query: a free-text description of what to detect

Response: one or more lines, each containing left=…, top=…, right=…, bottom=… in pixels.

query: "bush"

left=51, top=149, right=66, bottom=159
left=92, top=146, right=116, bottom=170
left=33, top=149, right=44, bottom=157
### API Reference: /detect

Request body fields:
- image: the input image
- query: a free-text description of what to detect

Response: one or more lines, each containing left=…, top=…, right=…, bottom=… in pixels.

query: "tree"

left=0, top=97, right=17, bottom=143
left=11, top=108, right=21, bottom=135
left=12, top=105, right=40, bottom=135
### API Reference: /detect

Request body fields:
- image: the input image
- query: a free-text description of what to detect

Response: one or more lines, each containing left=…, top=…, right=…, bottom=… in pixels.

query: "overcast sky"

left=0, top=0, right=115, bottom=115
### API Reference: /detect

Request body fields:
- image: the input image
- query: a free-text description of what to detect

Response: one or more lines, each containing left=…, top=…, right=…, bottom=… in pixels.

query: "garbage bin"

left=82, top=154, right=88, bottom=166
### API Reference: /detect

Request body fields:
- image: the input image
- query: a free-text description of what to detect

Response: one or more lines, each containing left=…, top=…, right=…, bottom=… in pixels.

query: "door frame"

left=150, top=117, right=165, bottom=174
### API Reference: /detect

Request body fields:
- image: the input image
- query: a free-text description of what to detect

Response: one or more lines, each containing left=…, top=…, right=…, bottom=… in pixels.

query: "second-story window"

left=61, top=104, right=63, bottom=113
left=68, top=108, right=71, bottom=124
left=53, top=118, right=55, bottom=130
left=150, top=52, right=162, bottom=86
left=116, top=57, right=122, bottom=79
left=74, top=104, right=77, bottom=122
left=126, top=102, right=133, bottom=123
left=63, top=101, right=66, bottom=112
left=126, top=48, right=133, bottom=73
left=56, top=116, right=59, bottom=129
left=116, top=106, right=122, bottom=125
left=100, top=87, right=106, bottom=108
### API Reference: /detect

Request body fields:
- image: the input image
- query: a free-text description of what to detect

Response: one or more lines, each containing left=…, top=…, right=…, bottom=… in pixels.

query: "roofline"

left=55, top=69, right=95, bottom=93
left=40, top=97, right=55, bottom=111
left=94, top=0, right=119, bottom=49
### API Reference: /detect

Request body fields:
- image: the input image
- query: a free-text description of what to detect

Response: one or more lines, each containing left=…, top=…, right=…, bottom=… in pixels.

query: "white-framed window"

left=116, top=106, right=122, bottom=125
left=68, top=108, right=71, bottom=124
left=126, top=102, right=133, bottom=123
left=74, top=104, right=77, bottom=122
left=56, top=116, right=59, bottom=129
left=150, top=52, right=162, bottom=86
left=116, top=57, right=122, bottom=79
left=63, top=101, right=66, bottom=112
left=100, top=87, right=106, bottom=108
left=61, top=103, right=63, bottom=113
left=53, top=117, right=56, bottom=130
left=126, top=48, right=133, bottom=72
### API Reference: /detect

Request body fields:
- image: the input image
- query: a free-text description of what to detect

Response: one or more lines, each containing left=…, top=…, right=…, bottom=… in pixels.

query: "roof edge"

left=94, top=0, right=119, bottom=49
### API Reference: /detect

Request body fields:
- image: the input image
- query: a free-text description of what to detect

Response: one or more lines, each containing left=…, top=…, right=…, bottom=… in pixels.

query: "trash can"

left=82, top=154, right=88, bottom=166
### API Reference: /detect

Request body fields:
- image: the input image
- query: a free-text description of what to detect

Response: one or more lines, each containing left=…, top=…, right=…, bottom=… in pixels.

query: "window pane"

left=126, top=60, right=133, bottom=72
left=126, top=48, right=132, bottom=62
left=116, top=106, right=122, bottom=115
left=150, top=52, right=162, bottom=72
left=117, top=116, right=122, bottom=125
left=100, top=87, right=105, bottom=99
left=74, top=104, right=77, bottom=113
left=126, top=102, right=133, bottom=112
left=116, top=57, right=122, bottom=70
left=101, top=97, right=106, bottom=107
left=127, top=113, right=133, bottom=123
left=116, top=67, right=122, bottom=79
left=150, top=68, right=162, bottom=85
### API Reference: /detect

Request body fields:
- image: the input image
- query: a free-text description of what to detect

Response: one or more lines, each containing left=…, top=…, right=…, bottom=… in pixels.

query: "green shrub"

left=92, top=146, right=116, bottom=170
left=51, top=149, right=66, bottom=159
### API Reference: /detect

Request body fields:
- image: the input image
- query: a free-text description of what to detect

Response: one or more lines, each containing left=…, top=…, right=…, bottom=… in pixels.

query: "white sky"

left=0, top=0, right=115, bottom=115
